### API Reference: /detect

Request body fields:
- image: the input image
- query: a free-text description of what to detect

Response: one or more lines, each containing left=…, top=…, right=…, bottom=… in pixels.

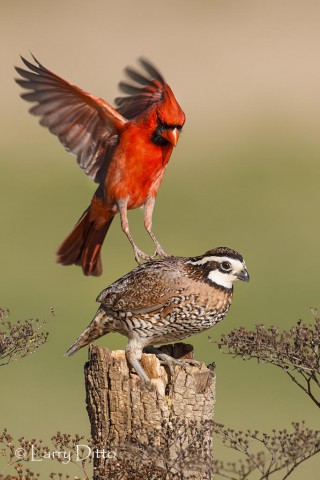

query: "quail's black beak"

left=237, top=268, right=250, bottom=282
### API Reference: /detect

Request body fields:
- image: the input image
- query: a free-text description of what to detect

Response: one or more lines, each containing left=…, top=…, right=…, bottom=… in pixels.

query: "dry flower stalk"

left=0, top=308, right=51, bottom=366
left=217, top=308, right=320, bottom=407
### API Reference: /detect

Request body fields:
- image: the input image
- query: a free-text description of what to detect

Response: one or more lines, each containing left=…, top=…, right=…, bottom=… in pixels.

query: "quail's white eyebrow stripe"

left=187, top=256, right=244, bottom=268
left=186, top=256, right=219, bottom=265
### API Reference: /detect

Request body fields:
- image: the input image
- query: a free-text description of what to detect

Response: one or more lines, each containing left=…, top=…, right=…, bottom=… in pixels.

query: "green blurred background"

left=1, top=0, right=319, bottom=477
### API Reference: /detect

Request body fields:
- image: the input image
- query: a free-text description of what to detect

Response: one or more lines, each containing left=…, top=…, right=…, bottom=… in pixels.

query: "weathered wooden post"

left=85, top=343, right=215, bottom=480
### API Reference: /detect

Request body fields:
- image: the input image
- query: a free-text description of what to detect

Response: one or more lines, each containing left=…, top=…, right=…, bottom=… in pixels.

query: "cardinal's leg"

left=144, top=196, right=168, bottom=258
left=117, top=198, right=151, bottom=263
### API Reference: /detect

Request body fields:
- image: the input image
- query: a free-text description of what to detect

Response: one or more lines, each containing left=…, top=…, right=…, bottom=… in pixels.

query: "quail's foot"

left=144, top=346, right=202, bottom=376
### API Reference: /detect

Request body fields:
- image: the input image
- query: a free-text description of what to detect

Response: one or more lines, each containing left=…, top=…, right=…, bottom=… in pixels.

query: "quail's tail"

left=65, top=309, right=108, bottom=357
left=56, top=207, right=114, bottom=276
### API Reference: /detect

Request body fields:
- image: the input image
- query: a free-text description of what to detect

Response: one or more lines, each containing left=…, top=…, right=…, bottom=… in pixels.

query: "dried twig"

left=212, top=421, right=320, bottom=480
left=0, top=428, right=91, bottom=480
left=217, top=308, right=320, bottom=407
left=0, top=308, right=51, bottom=366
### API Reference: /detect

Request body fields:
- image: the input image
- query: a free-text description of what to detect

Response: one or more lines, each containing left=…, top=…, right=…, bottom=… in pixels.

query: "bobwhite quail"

left=65, top=246, right=249, bottom=381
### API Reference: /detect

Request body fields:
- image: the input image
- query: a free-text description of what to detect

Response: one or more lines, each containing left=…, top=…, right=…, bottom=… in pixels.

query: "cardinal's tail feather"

left=56, top=207, right=114, bottom=276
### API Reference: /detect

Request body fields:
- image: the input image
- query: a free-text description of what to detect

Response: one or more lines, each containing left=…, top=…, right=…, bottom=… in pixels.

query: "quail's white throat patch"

left=207, top=269, right=233, bottom=289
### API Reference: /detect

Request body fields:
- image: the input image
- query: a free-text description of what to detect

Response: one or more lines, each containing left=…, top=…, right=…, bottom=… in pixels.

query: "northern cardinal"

left=15, top=56, right=185, bottom=276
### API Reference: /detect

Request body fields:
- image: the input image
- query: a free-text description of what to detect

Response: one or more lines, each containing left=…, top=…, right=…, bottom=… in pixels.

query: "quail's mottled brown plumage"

left=65, top=246, right=249, bottom=381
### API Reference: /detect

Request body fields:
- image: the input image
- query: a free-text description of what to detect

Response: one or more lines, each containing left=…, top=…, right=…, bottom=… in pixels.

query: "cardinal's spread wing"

left=15, top=55, right=127, bottom=182
left=97, top=259, right=186, bottom=314
left=115, top=58, right=166, bottom=119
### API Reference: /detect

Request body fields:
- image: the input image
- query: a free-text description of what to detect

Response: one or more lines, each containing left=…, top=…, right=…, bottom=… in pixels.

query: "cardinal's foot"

left=133, top=247, right=152, bottom=263
left=152, top=245, right=169, bottom=259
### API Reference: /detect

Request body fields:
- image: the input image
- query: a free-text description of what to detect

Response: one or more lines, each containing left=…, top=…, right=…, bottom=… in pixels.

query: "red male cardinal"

left=15, top=56, right=185, bottom=276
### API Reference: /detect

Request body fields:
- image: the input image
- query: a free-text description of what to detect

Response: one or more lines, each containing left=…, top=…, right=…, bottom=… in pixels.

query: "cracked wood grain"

left=85, top=343, right=215, bottom=480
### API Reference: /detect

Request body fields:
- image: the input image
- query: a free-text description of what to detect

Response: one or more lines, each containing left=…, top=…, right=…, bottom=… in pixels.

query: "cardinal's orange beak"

left=161, top=128, right=180, bottom=147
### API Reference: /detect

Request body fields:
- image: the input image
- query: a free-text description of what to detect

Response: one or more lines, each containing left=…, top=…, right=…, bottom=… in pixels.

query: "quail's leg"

left=143, top=346, right=202, bottom=375
left=117, top=199, right=152, bottom=263
left=125, top=342, right=150, bottom=382
left=144, top=196, right=168, bottom=258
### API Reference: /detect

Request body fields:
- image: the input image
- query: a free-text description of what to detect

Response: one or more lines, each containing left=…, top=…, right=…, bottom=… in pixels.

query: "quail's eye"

left=221, top=261, right=232, bottom=272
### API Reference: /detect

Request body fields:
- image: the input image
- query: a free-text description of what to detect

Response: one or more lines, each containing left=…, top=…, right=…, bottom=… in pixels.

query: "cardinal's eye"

left=221, top=261, right=232, bottom=272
